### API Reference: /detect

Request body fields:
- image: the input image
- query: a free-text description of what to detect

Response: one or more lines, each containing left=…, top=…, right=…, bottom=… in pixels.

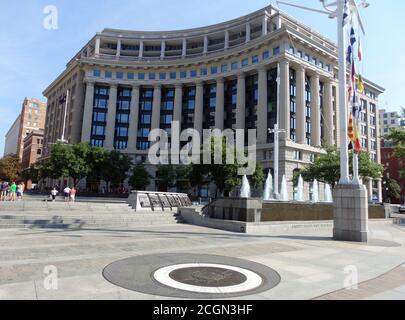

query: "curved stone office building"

left=43, top=5, right=384, bottom=200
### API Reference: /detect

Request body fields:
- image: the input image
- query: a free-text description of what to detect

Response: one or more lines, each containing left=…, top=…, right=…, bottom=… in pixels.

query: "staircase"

left=0, top=201, right=184, bottom=230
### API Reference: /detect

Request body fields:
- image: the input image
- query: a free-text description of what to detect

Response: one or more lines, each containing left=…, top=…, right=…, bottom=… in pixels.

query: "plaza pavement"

left=0, top=211, right=404, bottom=300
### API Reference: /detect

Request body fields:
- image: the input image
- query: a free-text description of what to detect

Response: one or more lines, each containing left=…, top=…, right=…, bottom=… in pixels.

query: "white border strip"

left=153, top=263, right=263, bottom=294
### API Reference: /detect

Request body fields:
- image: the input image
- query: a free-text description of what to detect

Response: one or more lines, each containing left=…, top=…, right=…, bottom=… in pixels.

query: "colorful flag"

left=351, top=60, right=356, bottom=83
left=343, top=0, right=350, bottom=27
left=350, top=27, right=356, bottom=46
left=357, top=74, right=365, bottom=93
left=358, top=39, right=363, bottom=61
left=346, top=45, right=352, bottom=64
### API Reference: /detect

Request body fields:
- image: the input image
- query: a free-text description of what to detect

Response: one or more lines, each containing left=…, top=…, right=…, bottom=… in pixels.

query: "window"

left=200, top=68, right=208, bottom=76
left=149, top=73, right=156, bottom=80
left=311, top=57, right=317, bottom=65
left=241, top=58, right=248, bottom=67
left=231, top=62, right=238, bottom=70
left=162, top=100, right=174, bottom=111
left=288, top=46, right=295, bottom=54
left=91, top=139, right=104, bottom=147
left=116, top=72, right=123, bottom=79
left=180, top=71, right=187, bottom=78
left=252, top=55, right=259, bottom=64
left=140, top=114, right=151, bottom=124
left=297, top=50, right=303, bottom=58
left=221, top=64, right=228, bottom=72
left=37, top=149, right=42, bottom=155
left=116, top=127, right=128, bottom=137
left=262, top=51, right=270, bottom=60
left=140, top=101, right=152, bottom=111
left=118, top=100, right=130, bottom=110
left=127, top=72, right=134, bottom=80
left=190, top=70, right=197, bottom=77
left=273, top=47, right=280, bottom=55
left=138, top=73, right=145, bottom=80
left=93, top=112, right=106, bottom=122
left=116, top=113, right=129, bottom=124
left=160, top=114, right=173, bottom=124
left=93, top=70, right=101, bottom=77
left=170, top=72, right=177, bottom=79
left=92, top=125, right=105, bottom=136
left=138, top=128, right=150, bottom=138
left=159, top=73, right=166, bottom=80
left=211, top=66, right=218, bottom=74
left=105, top=71, right=112, bottom=78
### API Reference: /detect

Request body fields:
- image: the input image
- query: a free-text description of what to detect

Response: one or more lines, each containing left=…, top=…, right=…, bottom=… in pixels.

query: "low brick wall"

left=262, top=202, right=386, bottom=221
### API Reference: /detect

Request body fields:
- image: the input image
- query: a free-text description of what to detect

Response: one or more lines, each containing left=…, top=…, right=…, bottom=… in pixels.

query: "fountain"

left=312, top=179, right=319, bottom=203
left=263, top=173, right=273, bottom=201
left=325, top=184, right=333, bottom=203
left=240, top=175, right=251, bottom=198
left=296, top=175, right=305, bottom=202
left=280, top=175, right=289, bottom=202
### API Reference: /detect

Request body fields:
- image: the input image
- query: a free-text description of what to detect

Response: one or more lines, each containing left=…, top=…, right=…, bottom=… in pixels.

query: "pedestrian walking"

left=50, top=187, right=58, bottom=202
left=70, top=187, right=77, bottom=203
left=16, top=183, right=22, bottom=201
left=20, top=182, right=25, bottom=199
left=10, top=182, right=17, bottom=201
left=63, top=186, right=71, bottom=202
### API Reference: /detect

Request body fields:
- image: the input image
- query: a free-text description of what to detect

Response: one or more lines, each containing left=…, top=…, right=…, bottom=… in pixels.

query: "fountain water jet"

left=312, top=179, right=319, bottom=203
left=280, top=175, right=289, bottom=202
left=240, top=175, right=251, bottom=198
left=296, top=175, right=305, bottom=202
left=263, top=173, right=273, bottom=201
left=325, top=184, right=333, bottom=203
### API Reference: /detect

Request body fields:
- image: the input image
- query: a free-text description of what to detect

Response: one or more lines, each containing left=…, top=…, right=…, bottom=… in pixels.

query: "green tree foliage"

left=386, top=179, right=401, bottom=201
left=128, top=164, right=150, bottom=191
left=155, top=165, right=177, bottom=192
left=98, top=150, right=132, bottom=189
left=21, top=163, right=40, bottom=183
left=0, top=155, right=21, bottom=180
left=294, top=147, right=384, bottom=188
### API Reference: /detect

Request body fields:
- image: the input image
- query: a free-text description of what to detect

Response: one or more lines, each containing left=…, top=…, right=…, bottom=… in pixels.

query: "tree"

left=21, top=164, right=40, bottom=183
left=128, top=164, right=150, bottom=191
left=250, top=162, right=265, bottom=190
left=295, top=147, right=384, bottom=188
left=155, top=165, right=177, bottom=192
left=0, top=155, right=21, bottom=181
left=99, top=150, right=132, bottom=190
left=386, top=126, right=405, bottom=178
left=385, top=179, right=401, bottom=202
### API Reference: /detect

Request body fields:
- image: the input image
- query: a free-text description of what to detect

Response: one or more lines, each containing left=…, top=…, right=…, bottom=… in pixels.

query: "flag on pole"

left=342, top=0, right=350, bottom=27
left=357, top=74, right=365, bottom=93
left=351, top=61, right=356, bottom=83
left=350, top=27, right=356, bottom=46
left=358, top=39, right=363, bottom=61
left=346, top=45, right=352, bottom=64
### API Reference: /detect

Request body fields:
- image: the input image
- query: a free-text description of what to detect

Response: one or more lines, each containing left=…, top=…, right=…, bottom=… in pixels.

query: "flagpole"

left=61, top=89, right=69, bottom=144
left=337, top=0, right=351, bottom=184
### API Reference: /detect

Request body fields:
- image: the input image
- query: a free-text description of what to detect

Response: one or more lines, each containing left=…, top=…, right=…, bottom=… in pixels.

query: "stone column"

left=324, top=80, right=334, bottom=146
left=81, top=80, right=95, bottom=142
left=173, top=84, right=183, bottom=124
left=224, top=31, right=229, bottom=49
left=139, top=41, right=144, bottom=59
left=296, top=66, right=306, bottom=144
left=377, top=179, right=383, bottom=203
left=203, top=35, right=208, bottom=54
left=104, top=84, right=118, bottom=150
left=334, top=83, right=341, bottom=146
left=151, top=84, right=162, bottom=131
left=95, top=37, right=100, bottom=57
left=160, top=40, right=166, bottom=59
left=310, top=74, right=321, bottom=147
left=262, top=15, right=268, bottom=36
left=215, top=78, right=225, bottom=130
left=246, top=23, right=251, bottom=42
left=236, top=73, right=246, bottom=130
left=257, top=66, right=268, bottom=144
left=182, top=39, right=187, bottom=57
left=194, top=81, right=204, bottom=136
left=116, top=39, right=121, bottom=58
left=279, top=60, right=290, bottom=138
left=71, top=70, right=85, bottom=144
left=127, top=85, right=140, bottom=151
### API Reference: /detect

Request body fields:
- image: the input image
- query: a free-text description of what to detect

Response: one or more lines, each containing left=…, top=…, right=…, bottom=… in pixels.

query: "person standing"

left=10, top=182, right=17, bottom=201
left=16, top=183, right=22, bottom=201
left=20, top=182, right=25, bottom=200
left=63, top=186, right=71, bottom=202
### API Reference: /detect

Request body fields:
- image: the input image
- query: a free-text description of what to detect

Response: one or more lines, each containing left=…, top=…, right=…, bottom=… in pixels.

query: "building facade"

left=379, top=109, right=405, bottom=137
left=42, top=5, right=384, bottom=200
left=21, top=130, right=44, bottom=189
left=381, top=140, right=405, bottom=204
left=4, top=115, right=21, bottom=156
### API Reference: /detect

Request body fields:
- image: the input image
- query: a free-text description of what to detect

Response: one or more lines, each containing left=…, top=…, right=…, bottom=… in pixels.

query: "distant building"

left=4, top=115, right=21, bottom=156
left=3, top=98, right=47, bottom=161
left=21, top=130, right=44, bottom=189
left=381, top=139, right=405, bottom=204
left=379, top=109, right=405, bottom=137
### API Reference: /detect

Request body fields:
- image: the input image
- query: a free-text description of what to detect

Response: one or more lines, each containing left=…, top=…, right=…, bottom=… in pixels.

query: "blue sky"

left=0, top=0, right=403, bottom=156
